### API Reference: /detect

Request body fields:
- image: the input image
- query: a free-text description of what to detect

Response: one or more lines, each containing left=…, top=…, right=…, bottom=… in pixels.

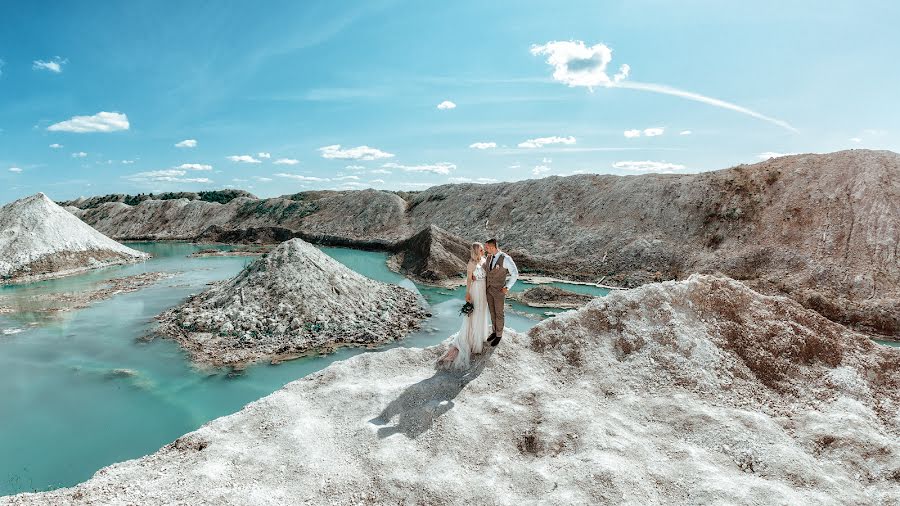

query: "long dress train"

left=446, top=258, right=491, bottom=370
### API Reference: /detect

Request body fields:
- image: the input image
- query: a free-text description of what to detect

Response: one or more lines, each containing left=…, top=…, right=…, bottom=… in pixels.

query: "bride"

left=439, top=242, right=492, bottom=369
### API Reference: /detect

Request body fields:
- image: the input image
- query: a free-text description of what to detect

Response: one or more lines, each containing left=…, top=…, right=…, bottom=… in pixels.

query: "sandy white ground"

left=0, top=193, right=147, bottom=282
left=4, top=275, right=898, bottom=505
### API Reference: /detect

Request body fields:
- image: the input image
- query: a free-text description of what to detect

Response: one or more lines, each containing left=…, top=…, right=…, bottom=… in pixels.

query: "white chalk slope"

left=157, top=237, right=426, bottom=366
left=4, top=275, right=899, bottom=505
left=0, top=193, right=148, bottom=282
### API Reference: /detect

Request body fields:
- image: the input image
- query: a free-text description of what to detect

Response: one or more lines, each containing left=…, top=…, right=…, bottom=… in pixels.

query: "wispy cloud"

left=319, top=144, right=394, bottom=160
left=382, top=162, right=455, bottom=175
left=345, top=164, right=366, bottom=170
left=8, top=167, right=22, bottom=173
left=175, top=139, right=197, bottom=148
left=176, top=163, right=212, bottom=171
left=469, top=142, right=497, bottom=150
left=258, top=152, right=271, bottom=159
left=437, top=100, right=457, bottom=110
left=47, top=111, right=129, bottom=133
left=623, top=129, right=641, bottom=138
left=274, top=158, right=299, bottom=165
left=227, top=155, right=262, bottom=163
left=612, top=160, right=686, bottom=173
left=532, top=39, right=797, bottom=132
left=126, top=169, right=212, bottom=183
left=49, top=143, right=63, bottom=149
left=335, top=175, right=361, bottom=180
left=32, top=56, right=67, bottom=73
left=71, top=151, right=88, bottom=158
left=679, top=130, right=692, bottom=135
left=275, top=172, right=329, bottom=182
left=532, top=165, right=551, bottom=176
left=518, top=136, right=576, bottom=148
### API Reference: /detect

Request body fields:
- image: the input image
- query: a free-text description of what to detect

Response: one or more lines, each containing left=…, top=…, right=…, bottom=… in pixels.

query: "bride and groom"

left=439, top=238, right=519, bottom=370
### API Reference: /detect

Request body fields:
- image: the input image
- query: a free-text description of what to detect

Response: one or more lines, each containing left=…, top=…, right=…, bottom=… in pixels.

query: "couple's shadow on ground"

left=369, top=346, right=495, bottom=439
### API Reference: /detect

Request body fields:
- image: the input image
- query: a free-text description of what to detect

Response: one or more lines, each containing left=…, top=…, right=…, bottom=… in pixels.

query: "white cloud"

left=32, top=56, right=67, bottom=73
left=121, top=160, right=135, bottom=164
left=624, top=127, right=664, bottom=138
left=49, top=143, right=63, bottom=149
left=371, top=179, right=385, bottom=184
left=273, top=158, right=299, bottom=165
left=255, top=177, right=273, bottom=182
left=508, top=163, right=521, bottom=169
left=318, top=144, right=394, bottom=161
left=849, top=137, right=862, bottom=143
left=530, top=40, right=625, bottom=89
left=335, top=175, right=361, bottom=180
left=175, top=139, right=197, bottom=148
left=532, top=165, right=552, bottom=176
left=382, top=162, right=455, bottom=175
left=47, top=111, right=129, bottom=133
left=370, top=169, right=391, bottom=174
left=518, top=136, right=576, bottom=148
left=679, top=130, right=692, bottom=135
left=8, top=167, right=22, bottom=173
left=469, top=142, right=497, bottom=150
left=258, top=152, right=271, bottom=159
left=757, top=151, right=797, bottom=160
left=126, top=169, right=212, bottom=183
left=345, top=164, right=366, bottom=170
left=72, top=151, right=88, bottom=158
left=532, top=39, right=796, bottom=132
left=176, top=163, right=212, bottom=171
left=612, top=160, right=686, bottom=173
left=542, top=157, right=552, bottom=163
left=227, top=155, right=262, bottom=163
left=437, top=100, right=457, bottom=110
left=275, top=173, right=329, bottom=182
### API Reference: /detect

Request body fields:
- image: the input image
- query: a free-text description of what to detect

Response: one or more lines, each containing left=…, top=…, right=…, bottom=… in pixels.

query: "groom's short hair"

left=485, top=238, right=497, bottom=247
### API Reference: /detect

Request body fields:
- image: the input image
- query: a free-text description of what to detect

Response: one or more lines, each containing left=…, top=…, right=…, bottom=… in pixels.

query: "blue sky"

left=1, top=0, right=898, bottom=203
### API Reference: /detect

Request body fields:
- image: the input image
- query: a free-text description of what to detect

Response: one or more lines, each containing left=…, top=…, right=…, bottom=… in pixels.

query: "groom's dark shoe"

left=487, top=334, right=502, bottom=346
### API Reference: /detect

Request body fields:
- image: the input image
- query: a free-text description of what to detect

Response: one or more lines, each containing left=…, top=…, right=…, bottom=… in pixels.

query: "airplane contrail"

left=613, top=81, right=798, bottom=133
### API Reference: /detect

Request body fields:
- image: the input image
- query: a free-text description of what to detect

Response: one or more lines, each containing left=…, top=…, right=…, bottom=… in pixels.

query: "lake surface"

left=0, top=243, right=548, bottom=496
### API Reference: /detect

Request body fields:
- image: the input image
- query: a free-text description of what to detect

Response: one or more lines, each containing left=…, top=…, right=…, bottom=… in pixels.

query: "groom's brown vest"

left=485, top=253, right=509, bottom=290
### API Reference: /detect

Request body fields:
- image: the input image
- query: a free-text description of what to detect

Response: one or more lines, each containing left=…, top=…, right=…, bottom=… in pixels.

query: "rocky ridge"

left=155, top=238, right=427, bottom=367
left=388, top=224, right=471, bottom=284
left=0, top=193, right=148, bottom=283
left=60, top=150, right=900, bottom=337
left=508, top=285, right=595, bottom=308
left=5, top=275, right=898, bottom=504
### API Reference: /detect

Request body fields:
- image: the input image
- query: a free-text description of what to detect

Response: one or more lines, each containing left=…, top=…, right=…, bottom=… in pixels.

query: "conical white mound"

left=0, top=193, right=148, bottom=283
left=157, top=238, right=427, bottom=367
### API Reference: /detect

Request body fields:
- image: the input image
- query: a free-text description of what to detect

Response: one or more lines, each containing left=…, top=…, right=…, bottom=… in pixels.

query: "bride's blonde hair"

left=470, top=242, right=484, bottom=262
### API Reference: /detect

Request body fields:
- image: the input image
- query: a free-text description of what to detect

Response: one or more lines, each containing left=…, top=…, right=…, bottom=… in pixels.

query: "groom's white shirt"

left=490, top=250, right=519, bottom=290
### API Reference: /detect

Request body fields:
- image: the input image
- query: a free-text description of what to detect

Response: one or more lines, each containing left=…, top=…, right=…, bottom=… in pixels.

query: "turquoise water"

left=875, top=339, right=899, bottom=348
left=0, top=243, right=547, bottom=496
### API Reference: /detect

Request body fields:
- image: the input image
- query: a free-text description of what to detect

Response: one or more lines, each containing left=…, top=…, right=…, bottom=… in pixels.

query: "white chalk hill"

left=0, top=193, right=148, bottom=283
left=7, top=275, right=898, bottom=505
left=157, top=237, right=427, bottom=367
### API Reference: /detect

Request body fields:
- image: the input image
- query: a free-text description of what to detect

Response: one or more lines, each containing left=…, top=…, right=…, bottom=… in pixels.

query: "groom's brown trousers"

left=485, top=254, right=509, bottom=337
left=486, top=287, right=506, bottom=337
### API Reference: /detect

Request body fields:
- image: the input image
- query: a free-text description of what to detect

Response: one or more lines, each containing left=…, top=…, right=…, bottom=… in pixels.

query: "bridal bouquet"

left=459, top=301, right=474, bottom=317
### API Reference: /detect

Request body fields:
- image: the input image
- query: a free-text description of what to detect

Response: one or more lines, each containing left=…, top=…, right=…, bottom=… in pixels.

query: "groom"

left=483, top=238, right=519, bottom=346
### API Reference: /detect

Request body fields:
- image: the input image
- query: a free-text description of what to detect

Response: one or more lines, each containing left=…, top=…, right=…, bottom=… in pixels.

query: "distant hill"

left=0, top=193, right=148, bottom=283
left=58, top=150, right=900, bottom=337
left=60, top=189, right=256, bottom=209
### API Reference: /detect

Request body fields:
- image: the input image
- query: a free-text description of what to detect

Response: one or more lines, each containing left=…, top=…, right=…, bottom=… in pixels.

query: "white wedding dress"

left=446, top=258, right=491, bottom=370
